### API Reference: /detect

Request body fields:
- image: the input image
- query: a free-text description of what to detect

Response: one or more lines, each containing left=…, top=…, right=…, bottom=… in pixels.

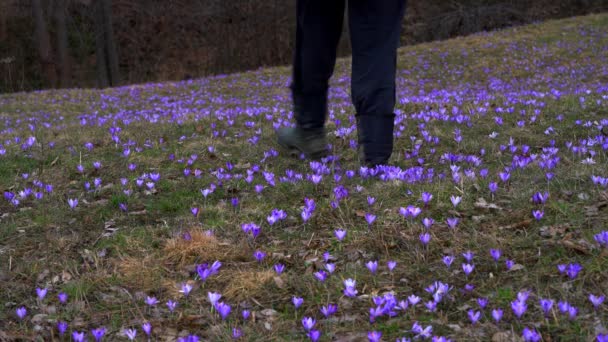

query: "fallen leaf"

left=492, top=331, right=523, bottom=342
left=273, top=276, right=285, bottom=289
left=539, top=225, right=569, bottom=238
left=498, top=219, right=532, bottom=231
left=561, top=238, right=596, bottom=255
left=334, top=333, right=367, bottom=342
left=508, top=264, right=525, bottom=271
left=475, top=197, right=503, bottom=210
left=260, top=309, right=278, bottom=317
left=448, top=324, right=462, bottom=332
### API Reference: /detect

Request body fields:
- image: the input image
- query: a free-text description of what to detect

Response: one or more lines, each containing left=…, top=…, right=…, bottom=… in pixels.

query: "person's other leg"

left=291, top=0, right=345, bottom=129
left=278, top=0, right=345, bottom=159
left=348, top=0, right=406, bottom=166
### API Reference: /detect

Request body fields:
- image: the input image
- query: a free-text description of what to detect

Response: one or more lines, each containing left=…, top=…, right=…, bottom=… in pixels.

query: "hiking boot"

left=277, top=126, right=328, bottom=160
left=356, top=113, right=395, bottom=167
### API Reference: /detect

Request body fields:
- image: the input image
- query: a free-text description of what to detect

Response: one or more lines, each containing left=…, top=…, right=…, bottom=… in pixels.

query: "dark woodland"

left=1, top=0, right=607, bottom=92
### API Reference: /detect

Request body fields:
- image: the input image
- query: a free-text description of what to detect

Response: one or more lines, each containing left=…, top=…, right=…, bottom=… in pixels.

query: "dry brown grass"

left=162, top=229, right=248, bottom=267
left=116, top=255, right=166, bottom=292
left=220, top=269, right=276, bottom=302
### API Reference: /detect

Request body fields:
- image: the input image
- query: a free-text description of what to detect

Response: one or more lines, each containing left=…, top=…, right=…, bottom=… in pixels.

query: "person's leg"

left=278, top=0, right=345, bottom=159
left=291, top=0, right=345, bottom=129
left=348, top=0, right=406, bottom=166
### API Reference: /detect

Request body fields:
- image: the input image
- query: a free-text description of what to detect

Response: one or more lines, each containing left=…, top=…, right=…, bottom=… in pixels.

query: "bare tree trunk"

left=32, top=0, right=57, bottom=88
left=94, top=0, right=119, bottom=87
left=0, top=1, right=7, bottom=42
left=102, top=0, right=120, bottom=85
left=94, top=0, right=109, bottom=87
left=54, top=0, right=71, bottom=88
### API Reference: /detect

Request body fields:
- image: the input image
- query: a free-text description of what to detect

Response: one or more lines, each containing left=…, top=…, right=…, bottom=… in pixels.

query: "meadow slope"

left=1, top=13, right=608, bottom=342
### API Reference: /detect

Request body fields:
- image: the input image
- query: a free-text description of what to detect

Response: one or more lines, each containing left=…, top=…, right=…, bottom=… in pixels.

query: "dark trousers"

left=292, top=0, right=406, bottom=163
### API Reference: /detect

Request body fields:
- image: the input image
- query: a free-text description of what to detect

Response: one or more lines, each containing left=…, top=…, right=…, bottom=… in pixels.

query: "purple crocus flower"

left=462, top=251, right=474, bottom=262
left=215, top=302, right=231, bottom=320
left=58, top=292, right=68, bottom=304
left=302, top=317, right=316, bottom=331
left=36, top=287, right=48, bottom=300
left=408, top=295, right=421, bottom=306
left=492, top=308, right=503, bottom=322
left=387, top=260, right=397, bottom=272
left=505, top=259, right=515, bottom=270
left=124, top=328, right=137, bottom=341
left=242, top=309, right=251, bottom=320
left=421, top=192, right=433, bottom=205
left=412, top=322, right=433, bottom=339
left=499, top=171, right=510, bottom=182
left=208, top=292, right=222, bottom=306
left=443, top=255, right=454, bottom=268
left=366, top=260, right=378, bottom=274
left=422, top=217, right=434, bottom=229
left=462, top=263, right=475, bottom=276
left=489, top=182, right=498, bottom=193
left=450, top=195, right=461, bottom=207
left=142, top=322, right=152, bottom=336
left=334, top=229, right=347, bottom=241
left=180, top=283, right=193, bottom=297
left=539, top=298, right=553, bottom=316
left=367, top=196, right=376, bottom=206
left=593, top=230, right=608, bottom=247
left=368, top=331, right=382, bottom=342
left=166, top=300, right=178, bottom=312
left=532, top=192, right=549, bottom=204
left=67, top=198, right=78, bottom=209
left=232, top=327, right=242, bottom=339
left=313, top=270, right=327, bottom=282
left=90, top=324, right=106, bottom=342
left=15, top=306, right=26, bottom=320
left=72, top=331, right=86, bottom=342
left=308, top=330, right=321, bottom=342
left=57, top=321, right=68, bottom=336
left=274, top=264, right=285, bottom=275
left=320, top=304, right=337, bottom=317
left=567, top=305, right=578, bottom=320
left=566, top=263, right=583, bottom=279
left=145, top=296, right=158, bottom=306
left=446, top=217, right=459, bottom=229
left=477, top=298, right=488, bottom=309
left=511, top=300, right=527, bottom=318
left=468, top=309, right=481, bottom=324
left=343, top=279, right=358, bottom=297
left=589, top=294, right=605, bottom=308
left=253, top=250, right=266, bottom=262
left=365, top=213, right=376, bottom=226
left=419, top=232, right=431, bottom=246
left=522, top=327, right=541, bottom=342
left=532, top=210, right=544, bottom=221
left=292, top=296, right=304, bottom=309
left=191, top=207, right=200, bottom=217
left=490, top=249, right=501, bottom=262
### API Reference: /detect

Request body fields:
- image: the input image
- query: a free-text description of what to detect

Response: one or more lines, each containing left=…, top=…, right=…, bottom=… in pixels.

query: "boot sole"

left=278, top=140, right=328, bottom=160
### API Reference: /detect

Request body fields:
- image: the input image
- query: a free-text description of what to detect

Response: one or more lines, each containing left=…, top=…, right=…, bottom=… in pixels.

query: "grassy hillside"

left=1, top=13, right=607, bottom=341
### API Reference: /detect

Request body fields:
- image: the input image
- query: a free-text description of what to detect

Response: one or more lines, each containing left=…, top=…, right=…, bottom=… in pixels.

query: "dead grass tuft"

left=162, top=229, right=248, bottom=267
left=116, top=256, right=165, bottom=292
left=221, top=269, right=275, bottom=301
